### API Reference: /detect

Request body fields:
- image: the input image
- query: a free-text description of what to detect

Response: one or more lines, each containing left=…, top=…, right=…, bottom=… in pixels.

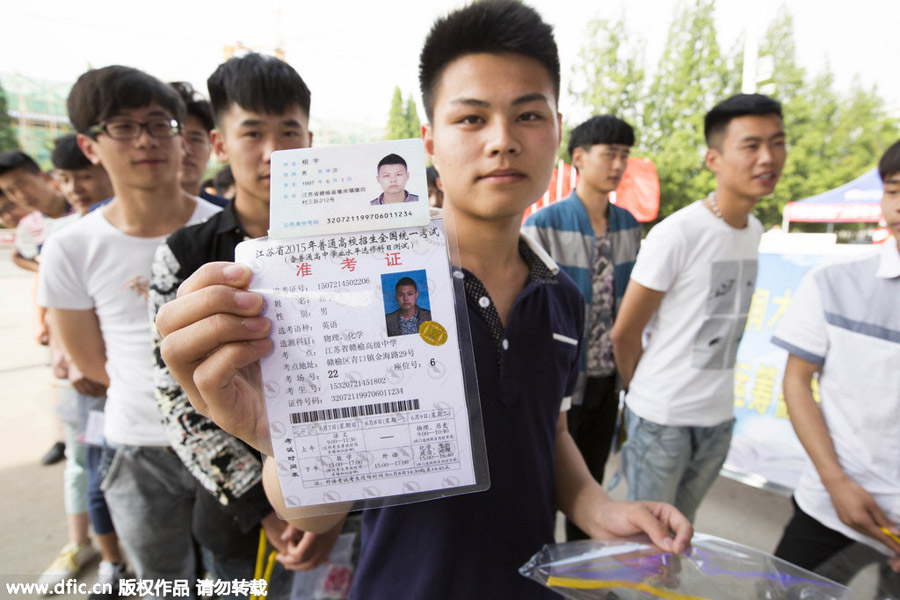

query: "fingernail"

left=224, top=264, right=248, bottom=280
left=250, top=338, right=273, bottom=353
left=235, top=291, right=260, bottom=309
left=244, top=318, right=269, bottom=333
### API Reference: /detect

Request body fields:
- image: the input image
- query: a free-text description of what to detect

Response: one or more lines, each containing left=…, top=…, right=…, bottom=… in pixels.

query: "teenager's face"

left=55, top=165, right=113, bottom=214
left=706, top=114, right=786, bottom=203
left=882, top=171, right=900, bottom=243
left=212, top=104, right=311, bottom=205
left=0, top=168, right=65, bottom=216
left=377, top=164, right=409, bottom=195
left=79, top=102, right=183, bottom=192
left=0, top=199, right=29, bottom=228
left=181, top=115, right=212, bottom=190
left=423, top=52, right=561, bottom=222
left=573, top=143, right=630, bottom=195
left=395, top=285, right=419, bottom=311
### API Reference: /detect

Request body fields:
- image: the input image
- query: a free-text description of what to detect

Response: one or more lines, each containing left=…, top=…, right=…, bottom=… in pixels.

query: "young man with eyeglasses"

left=37, top=65, right=220, bottom=593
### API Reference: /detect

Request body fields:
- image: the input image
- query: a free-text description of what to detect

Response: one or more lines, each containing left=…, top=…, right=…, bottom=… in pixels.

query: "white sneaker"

left=89, top=561, right=128, bottom=600
left=37, top=542, right=98, bottom=587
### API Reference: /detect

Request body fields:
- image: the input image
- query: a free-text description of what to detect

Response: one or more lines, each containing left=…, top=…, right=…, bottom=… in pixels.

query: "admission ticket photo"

left=268, top=139, right=431, bottom=238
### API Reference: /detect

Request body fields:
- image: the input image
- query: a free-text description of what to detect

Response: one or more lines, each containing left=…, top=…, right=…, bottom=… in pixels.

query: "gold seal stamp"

left=419, top=321, right=448, bottom=346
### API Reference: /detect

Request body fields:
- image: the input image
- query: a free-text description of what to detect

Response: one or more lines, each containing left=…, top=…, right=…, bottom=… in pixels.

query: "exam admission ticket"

left=268, top=139, right=430, bottom=239
left=235, top=217, right=485, bottom=509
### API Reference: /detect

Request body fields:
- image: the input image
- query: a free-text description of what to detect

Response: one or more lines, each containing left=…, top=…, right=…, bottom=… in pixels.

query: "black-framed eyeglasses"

left=88, top=118, right=182, bottom=140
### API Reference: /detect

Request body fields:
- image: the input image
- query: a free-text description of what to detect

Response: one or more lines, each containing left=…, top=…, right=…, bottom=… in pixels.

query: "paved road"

left=0, top=245, right=98, bottom=598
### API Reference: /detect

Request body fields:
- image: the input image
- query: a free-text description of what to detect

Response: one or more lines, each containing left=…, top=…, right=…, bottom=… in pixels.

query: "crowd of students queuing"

left=1, top=1, right=898, bottom=598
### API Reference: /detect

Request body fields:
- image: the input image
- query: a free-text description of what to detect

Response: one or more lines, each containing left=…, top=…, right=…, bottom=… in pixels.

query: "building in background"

left=1, top=73, right=72, bottom=168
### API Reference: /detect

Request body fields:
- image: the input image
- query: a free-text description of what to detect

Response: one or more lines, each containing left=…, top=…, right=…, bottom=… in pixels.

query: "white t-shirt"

left=15, top=210, right=78, bottom=259
left=626, top=200, right=763, bottom=427
left=772, top=241, right=900, bottom=555
left=37, top=199, right=221, bottom=446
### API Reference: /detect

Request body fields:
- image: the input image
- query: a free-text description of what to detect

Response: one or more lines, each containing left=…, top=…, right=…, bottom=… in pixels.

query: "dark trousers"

left=86, top=444, right=115, bottom=535
left=775, top=498, right=900, bottom=598
left=565, top=374, right=618, bottom=541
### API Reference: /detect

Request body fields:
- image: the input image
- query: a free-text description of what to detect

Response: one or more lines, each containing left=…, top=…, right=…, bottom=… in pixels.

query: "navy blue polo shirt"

left=350, top=237, right=584, bottom=600
left=200, top=188, right=229, bottom=208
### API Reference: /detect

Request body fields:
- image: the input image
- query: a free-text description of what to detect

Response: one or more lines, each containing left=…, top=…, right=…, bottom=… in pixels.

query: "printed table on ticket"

left=236, top=216, right=485, bottom=510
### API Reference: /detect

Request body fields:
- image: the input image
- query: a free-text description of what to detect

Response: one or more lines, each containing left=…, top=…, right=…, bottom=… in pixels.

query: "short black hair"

left=51, top=134, right=92, bottom=170
left=378, top=154, right=407, bottom=172
left=207, top=53, right=311, bottom=125
left=67, top=66, right=185, bottom=135
left=169, top=82, right=215, bottom=132
left=878, top=139, right=900, bottom=181
left=0, top=150, right=42, bottom=177
left=426, top=165, right=440, bottom=187
left=419, top=0, right=559, bottom=122
left=567, top=115, right=635, bottom=161
left=395, top=277, right=417, bottom=291
left=213, top=164, right=235, bottom=195
left=704, top=94, right=782, bottom=149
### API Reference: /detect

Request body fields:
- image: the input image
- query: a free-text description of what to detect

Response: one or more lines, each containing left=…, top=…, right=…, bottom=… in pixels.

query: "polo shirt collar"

left=460, top=235, right=559, bottom=351
left=520, top=232, right=558, bottom=283
left=875, top=239, right=900, bottom=279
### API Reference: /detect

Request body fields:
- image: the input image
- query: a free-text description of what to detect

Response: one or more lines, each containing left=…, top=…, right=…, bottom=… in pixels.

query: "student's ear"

left=43, top=172, right=63, bottom=193
left=571, top=146, right=586, bottom=172
left=210, top=129, right=229, bottom=163
left=556, top=112, right=563, bottom=147
left=307, top=131, right=314, bottom=147
left=422, top=123, right=436, bottom=168
left=76, top=134, right=103, bottom=167
left=704, top=147, right=720, bottom=173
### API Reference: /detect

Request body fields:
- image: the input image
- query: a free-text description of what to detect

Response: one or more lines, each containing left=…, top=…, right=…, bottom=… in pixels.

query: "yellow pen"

left=880, top=526, right=900, bottom=545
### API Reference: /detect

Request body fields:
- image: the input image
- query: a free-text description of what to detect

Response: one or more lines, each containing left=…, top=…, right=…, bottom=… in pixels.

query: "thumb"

left=281, top=525, right=298, bottom=542
left=631, top=505, right=675, bottom=552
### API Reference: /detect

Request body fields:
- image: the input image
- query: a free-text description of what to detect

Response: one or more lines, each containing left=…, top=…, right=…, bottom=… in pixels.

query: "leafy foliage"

left=568, top=1, right=898, bottom=226
left=0, top=81, right=18, bottom=153
left=385, top=86, right=421, bottom=140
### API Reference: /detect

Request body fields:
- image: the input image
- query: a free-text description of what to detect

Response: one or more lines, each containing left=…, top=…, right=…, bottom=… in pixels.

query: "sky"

left=1, top=0, right=896, bottom=132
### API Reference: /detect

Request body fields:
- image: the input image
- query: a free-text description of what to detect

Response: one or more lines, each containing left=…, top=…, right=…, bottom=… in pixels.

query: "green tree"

left=643, top=0, right=729, bottom=219
left=753, top=9, right=896, bottom=226
left=384, top=87, right=421, bottom=140
left=0, top=81, right=17, bottom=152
left=829, top=79, right=898, bottom=181
left=564, top=15, right=646, bottom=162
left=752, top=7, right=817, bottom=225
left=563, top=2, right=897, bottom=228
left=385, top=86, right=407, bottom=140
left=570, top=15, right=645, bottom=128
left=404, top=95, right=421, bottom=138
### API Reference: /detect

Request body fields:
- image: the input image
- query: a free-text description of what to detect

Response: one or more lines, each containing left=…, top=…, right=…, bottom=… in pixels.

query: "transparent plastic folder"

left=235, top=215, right=489, bottom=517
left=520, top=533, right=850, bottom=599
